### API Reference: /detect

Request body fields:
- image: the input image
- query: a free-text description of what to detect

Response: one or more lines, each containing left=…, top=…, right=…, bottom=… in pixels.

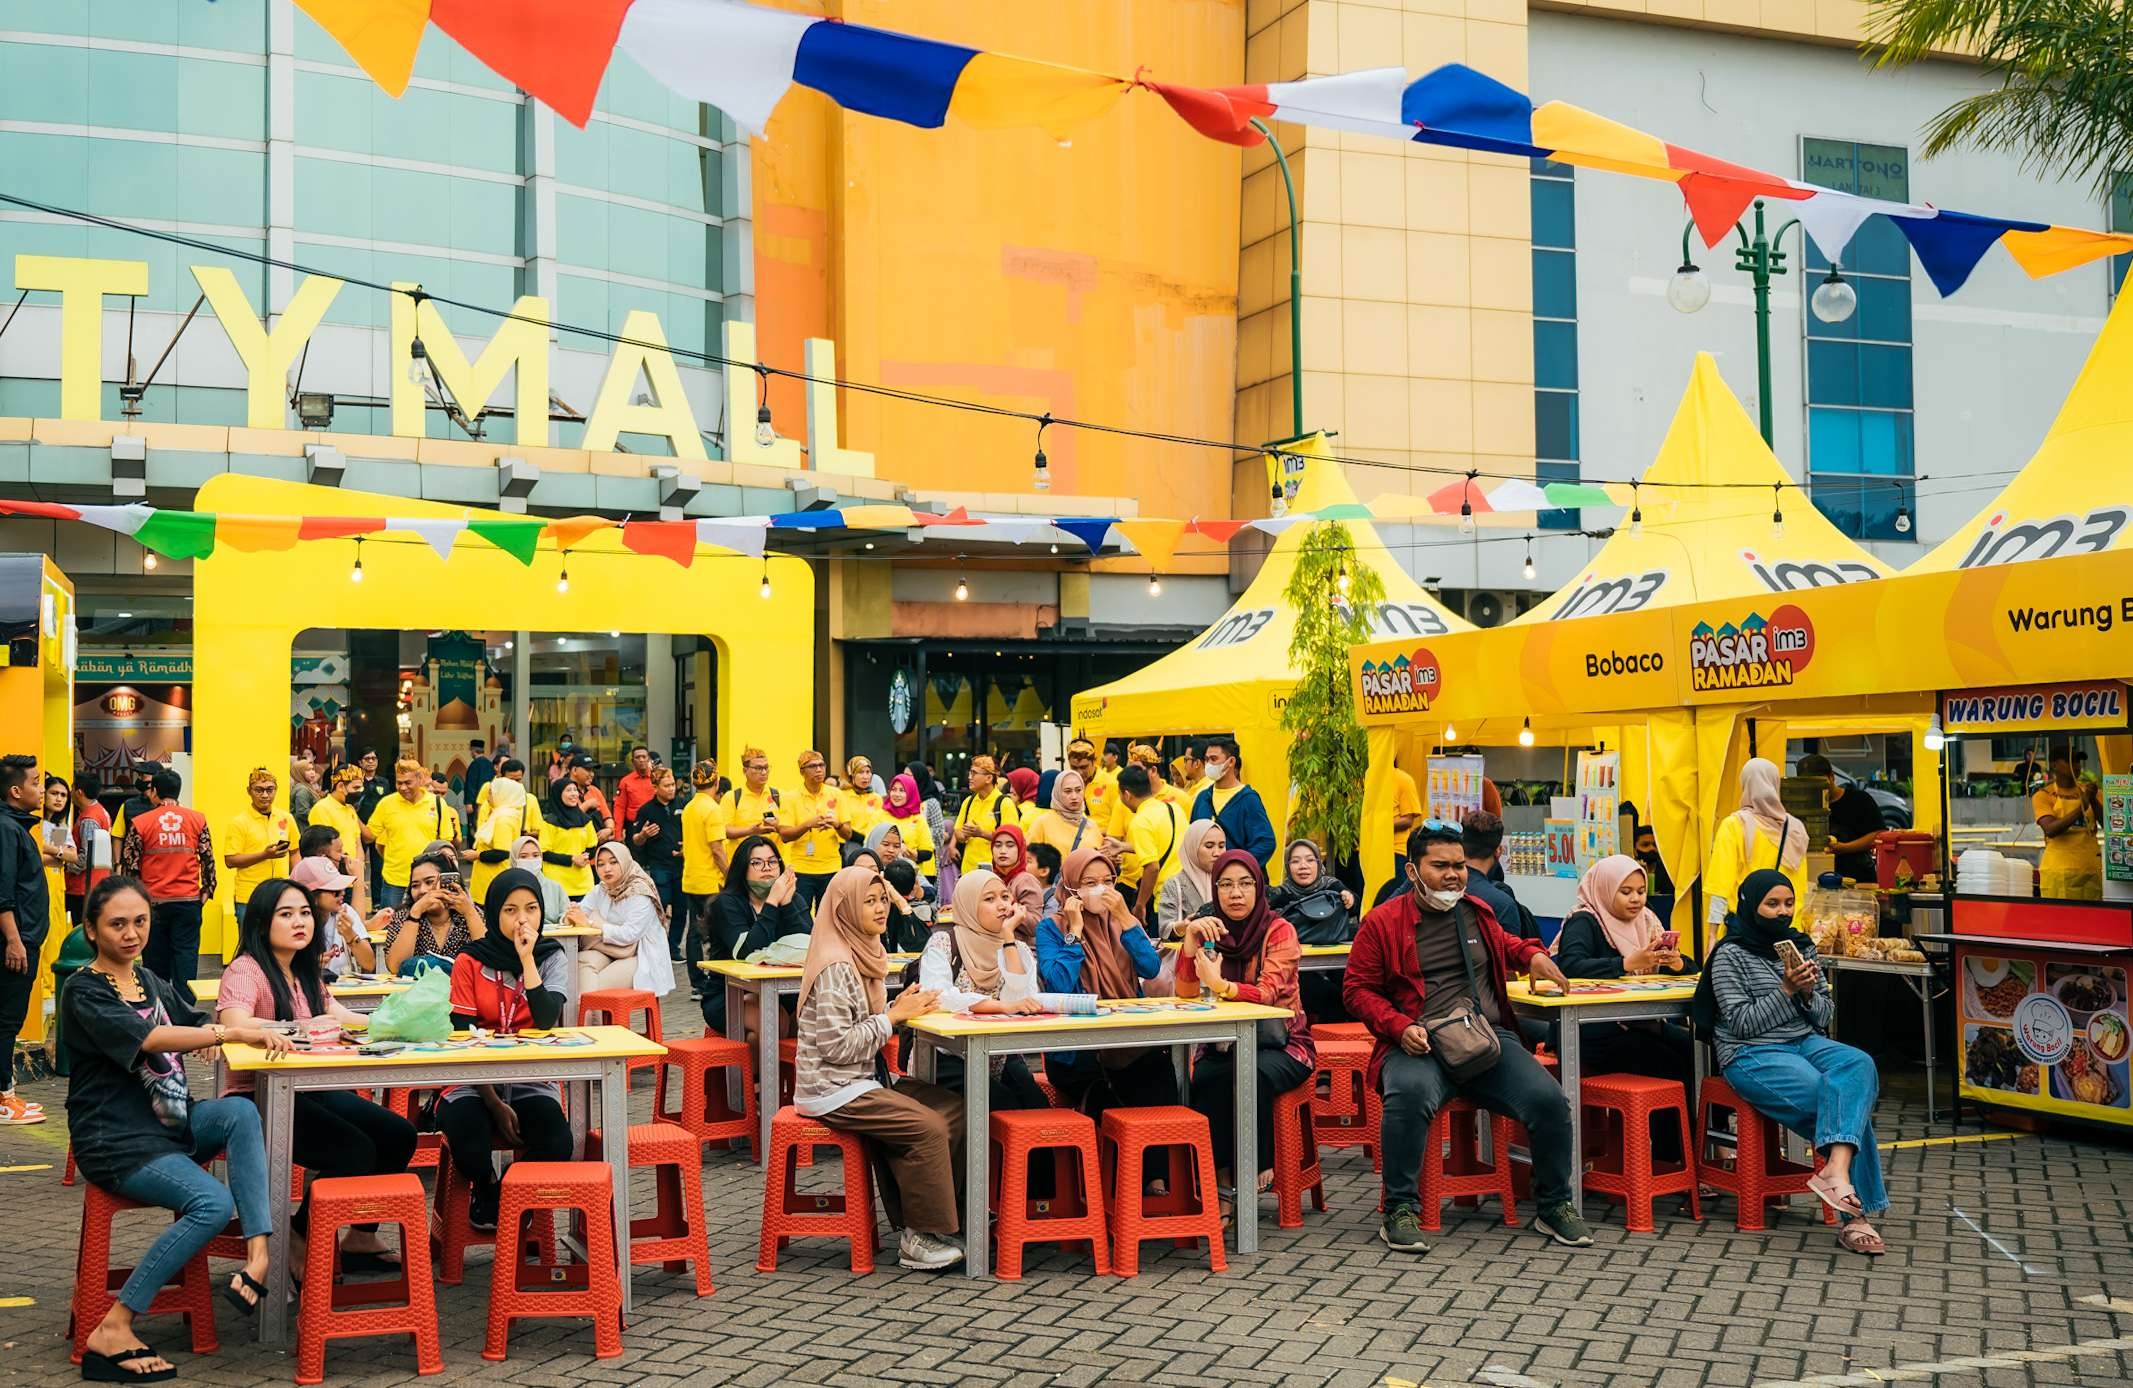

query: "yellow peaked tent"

left=1912, top=286, right=2133, bottom=575
left=1071, top=433, right=1470, bottom=867
left=1349, top=356, right=1919, bottom=936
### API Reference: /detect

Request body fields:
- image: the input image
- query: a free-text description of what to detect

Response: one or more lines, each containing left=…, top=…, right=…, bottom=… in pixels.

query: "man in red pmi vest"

left=119, top=768, right=217, bottom=1005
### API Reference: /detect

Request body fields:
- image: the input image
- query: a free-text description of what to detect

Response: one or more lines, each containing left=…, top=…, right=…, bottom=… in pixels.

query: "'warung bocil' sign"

left=9, top=253, right=870, bottom=475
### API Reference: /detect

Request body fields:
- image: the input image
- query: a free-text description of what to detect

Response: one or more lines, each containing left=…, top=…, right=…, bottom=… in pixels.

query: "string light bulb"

left=1630, top=481, right=1643, bottom=536
left=349, top=537, right=365, bottom=584
left=555, top=555, right=570, bottom=594
left=1895, top=500, right=1913, bottom=534
left=1336, top=562, right=1352, bottom=600
left=1522, top=539, right=1536, bottom=582
left=1443, top=722, right=1459, bottom=743
left=1032, top=414, right=1052, bottom=492
left=758, top=564, right=772, bottom=600
left=1459, top=472, right=1477, bottom=535
left=406, top=334, right=428, bottom=386
left=1771, top=483, right=1786, bottom=539
left=1923, top=714, right=1946, bottom=753
left=1148, top=574, right=1162, bottom=597
left=1518, top=717, right=1535, bottom=748
left=142, top=551, right=158, bottom=571
left=955, top=562, right=969, bottom=602
left=753, top=366, right=775, bottom=447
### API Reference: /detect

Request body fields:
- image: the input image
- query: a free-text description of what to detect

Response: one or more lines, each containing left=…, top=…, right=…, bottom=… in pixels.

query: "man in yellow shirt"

left=1082, top=740, right=1122, bottom=830
left=1387, top=764, right=1422, bottom=877
left=783, top=749, right=853, bottom=909
left=306, top=766, right=371, bottom=912
left=680, top=759, right=729, bottom=896
left=952, top=755, right=1023, bottom=874
left=1119, top=765, right=1186, bottom=922
left=222, top=767, right=295, bottom=914
left=725, top=747, right=783, bottom=850
left=363, top=758, right=440, bottom=908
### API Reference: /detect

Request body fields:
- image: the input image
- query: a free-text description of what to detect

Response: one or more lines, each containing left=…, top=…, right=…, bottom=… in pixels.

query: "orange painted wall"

left=752, top=1, right=1245, bottom=521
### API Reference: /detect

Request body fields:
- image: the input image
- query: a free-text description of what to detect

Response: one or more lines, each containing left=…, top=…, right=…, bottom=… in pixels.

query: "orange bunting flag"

left=546, top=514, right=613, bottom=550
left=621, top=519, right=698, bottom=568
left=215, top=516, right=304, bottom=553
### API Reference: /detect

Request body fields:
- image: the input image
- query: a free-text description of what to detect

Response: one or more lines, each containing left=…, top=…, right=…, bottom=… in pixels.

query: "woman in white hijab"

left=565, top=840, right=676, bottom=995
left=1702, top=756, right=1810, bottom=946
left=471, top=776, right=537, bottom=903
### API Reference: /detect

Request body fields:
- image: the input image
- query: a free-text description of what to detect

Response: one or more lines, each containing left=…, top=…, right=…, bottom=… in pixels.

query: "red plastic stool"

left=482, top=1162, right=622, bottom=1361
left=63, top=1144, right=76, bottom=1185
left=989, top=1109, right=1110, bottom=1278
left=1580, top=1074, right=1701, bottom=1233
left=433, top=1144, right=556, bottom=1287
left=295, top=1175, right=443, bottom=1384
left=1697, top=1075, right=1835, bottom=1231
left=586, top=1122, right=714, bottom=1297
left=1098, top=1106, right=1226, bottom=1276
left=1033, top=1073, right=1067, bottom=1108
left=204, top=1163, right=308, bottom=1263
left=69, top=1183, right=219, bottom=1365
left=577, top=988, right=663, bottom=1082
left=1311, top=1037, right=1381, bottom=1170
left=1271, top=1080, right=1326, bottom=1228
left=757, top=1106, right=877, bottom=1273
left=652, top=1036, right=758, bottom=1159
left=1310, top=1021, right=1369, bottom=1042
left=382, top=1088, right=442, bottom=1171
left=1394, top=1098, right=1520, bottom=1231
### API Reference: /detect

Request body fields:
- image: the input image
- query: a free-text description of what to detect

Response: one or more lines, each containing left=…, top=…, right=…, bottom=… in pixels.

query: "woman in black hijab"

left=1696, top=868, right=1888, bottom=1256
left=435, top=868, right=571, bottom=1230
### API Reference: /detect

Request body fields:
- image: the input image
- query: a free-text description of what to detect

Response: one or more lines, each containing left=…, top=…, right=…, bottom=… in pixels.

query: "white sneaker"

left=896, top=1229, right=964, bottom=1270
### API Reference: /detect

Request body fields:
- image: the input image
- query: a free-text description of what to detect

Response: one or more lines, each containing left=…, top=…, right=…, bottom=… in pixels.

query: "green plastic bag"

left=368, top=966, right=453, bottom=1043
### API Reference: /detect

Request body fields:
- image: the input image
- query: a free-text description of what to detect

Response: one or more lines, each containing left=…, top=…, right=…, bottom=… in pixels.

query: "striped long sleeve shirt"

left=1710, top=941, right=1836, bottom=1071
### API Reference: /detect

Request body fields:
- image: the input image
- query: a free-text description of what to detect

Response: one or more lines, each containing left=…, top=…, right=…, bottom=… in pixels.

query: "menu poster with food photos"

left=2105, top=776, right=2133, bottom=883
left=1959, top=949, right=2132, bottom=1125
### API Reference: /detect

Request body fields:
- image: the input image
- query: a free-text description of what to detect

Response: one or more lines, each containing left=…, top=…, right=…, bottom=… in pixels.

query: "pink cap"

left=289, top=856, right=356, bottom=892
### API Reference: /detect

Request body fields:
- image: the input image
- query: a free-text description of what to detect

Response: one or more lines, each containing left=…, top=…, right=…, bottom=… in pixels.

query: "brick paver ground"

left=6, top=987, right=2132, bottom=1387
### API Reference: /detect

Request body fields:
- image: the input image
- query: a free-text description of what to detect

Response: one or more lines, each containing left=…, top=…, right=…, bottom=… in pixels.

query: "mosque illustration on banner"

left=405, top=631, right=505, bottom=787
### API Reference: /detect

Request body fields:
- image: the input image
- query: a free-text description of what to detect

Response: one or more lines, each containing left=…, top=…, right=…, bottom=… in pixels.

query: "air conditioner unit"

left=1462, top=590, right=1518, bottom=628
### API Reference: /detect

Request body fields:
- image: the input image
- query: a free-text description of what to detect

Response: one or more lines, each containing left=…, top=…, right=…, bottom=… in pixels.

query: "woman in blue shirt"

left=1035, top=847, right=1174, bottom=1124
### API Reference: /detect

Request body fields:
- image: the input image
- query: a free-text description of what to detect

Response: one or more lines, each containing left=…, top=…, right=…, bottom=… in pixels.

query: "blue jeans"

left=378, top=883, right=407, bottom=910
left=110, top=1097, right=271, bottom=1313
left=1722, top=1033, right=1887, bottom=1218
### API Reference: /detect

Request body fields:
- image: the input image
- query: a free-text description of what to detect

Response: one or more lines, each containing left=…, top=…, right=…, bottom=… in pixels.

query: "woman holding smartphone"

left=1552, top=854, right=1696, bottom=1082
left=1696, top=869, right=1888, bottom=1256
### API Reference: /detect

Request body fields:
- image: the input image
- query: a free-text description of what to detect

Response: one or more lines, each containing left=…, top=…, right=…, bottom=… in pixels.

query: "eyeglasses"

left=1419, top=819, right=1461, bottom=833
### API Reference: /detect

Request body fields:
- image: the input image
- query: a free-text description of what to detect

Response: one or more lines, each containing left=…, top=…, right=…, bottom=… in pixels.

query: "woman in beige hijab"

left=792, top=865, right=968, bottom=1271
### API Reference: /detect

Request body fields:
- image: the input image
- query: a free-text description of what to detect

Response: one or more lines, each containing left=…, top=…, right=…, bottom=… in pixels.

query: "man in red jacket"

left=1343, top=821, right=1588, bottom=1254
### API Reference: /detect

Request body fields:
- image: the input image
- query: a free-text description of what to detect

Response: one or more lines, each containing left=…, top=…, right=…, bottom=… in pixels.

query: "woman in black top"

left=61, top=876, right=295, bottom=1380
left=694, top=834, right=811, bottom=1032
left=626, top=766, right=686, bottom=957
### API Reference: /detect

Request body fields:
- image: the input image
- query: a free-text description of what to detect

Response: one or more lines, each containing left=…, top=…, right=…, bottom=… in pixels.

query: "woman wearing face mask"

left=1035, top=848, right=1174, bottom=1122
left=438, top=869, right=573, bottom=1232
left=1177, top=851, right=1314, bottom=1216
left=985, top=825, right=1045, bottom=943
left=215, top=879, right=416, bottom=1272
left=509, top=836, right=569, bottom=923
left=539, top=781, right=600, bottom=901
left=1157, top=819, right=1226, bottom=938
left=564, top=841, right=675, bottom=998
left=62, top=876, right=295, bottom=1373
left=1702, top=758, right=1809, bottom=948
left=1026, top=768, right=1096, bottom=859
left=694, top=835, right=808, bottom=1033
left=1693, top=869, right=1887, bottom=1256
left=794, top=865, right=965, bottom=1271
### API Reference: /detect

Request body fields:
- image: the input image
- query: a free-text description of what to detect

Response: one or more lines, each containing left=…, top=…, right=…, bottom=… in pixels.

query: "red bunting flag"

left=621, top=519, right=698, bottom=568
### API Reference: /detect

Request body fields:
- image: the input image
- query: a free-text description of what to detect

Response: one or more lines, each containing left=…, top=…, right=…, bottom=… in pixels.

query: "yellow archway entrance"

left=190, top=474, right=814, bottom=956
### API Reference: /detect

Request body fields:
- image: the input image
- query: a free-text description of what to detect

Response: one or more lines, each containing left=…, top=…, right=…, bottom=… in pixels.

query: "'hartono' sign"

left=1687, top=605, right=1817, bottom=693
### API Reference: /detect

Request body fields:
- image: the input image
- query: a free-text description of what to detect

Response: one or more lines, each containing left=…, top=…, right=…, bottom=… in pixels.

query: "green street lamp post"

left=1667, top=197, right=1858, bottom=448
left=1250, top=116, right=1305, bottom=440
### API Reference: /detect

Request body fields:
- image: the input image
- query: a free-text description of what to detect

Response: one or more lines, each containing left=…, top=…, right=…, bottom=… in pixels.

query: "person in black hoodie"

left=694, top=834, right=811, bottom=1032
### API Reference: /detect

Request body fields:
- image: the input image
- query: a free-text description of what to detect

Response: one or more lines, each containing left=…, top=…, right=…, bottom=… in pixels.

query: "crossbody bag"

left=1422, top=913, right=1501, bottom=1081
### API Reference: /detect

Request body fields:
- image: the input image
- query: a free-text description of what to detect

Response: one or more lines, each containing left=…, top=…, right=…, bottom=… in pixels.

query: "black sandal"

left=221, top=1269, right=267, bottom=1316
left=81, top=1347, right=177, bottom=1383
